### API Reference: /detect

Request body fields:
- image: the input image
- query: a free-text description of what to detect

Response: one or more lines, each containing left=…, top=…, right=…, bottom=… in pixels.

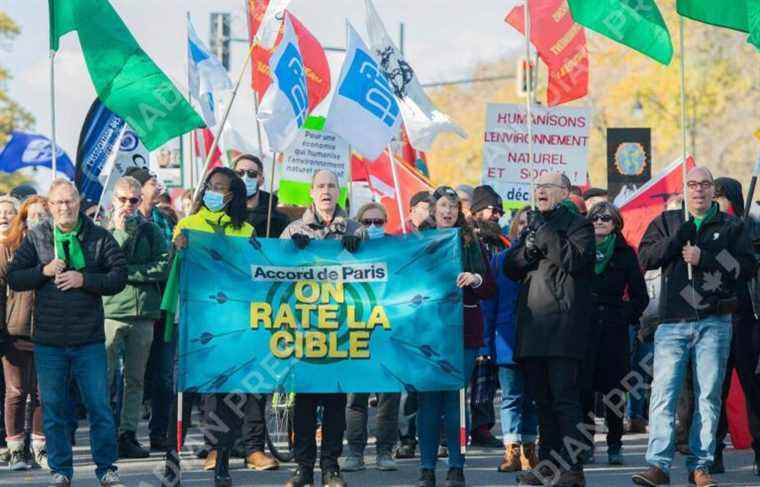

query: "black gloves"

left=291, top=233, right=310, bottom=250
left=676, top=220, right=697, bottom=245
left=524, top=229, right=542, bottom=261
left=342, top=235, right=361, bottom=253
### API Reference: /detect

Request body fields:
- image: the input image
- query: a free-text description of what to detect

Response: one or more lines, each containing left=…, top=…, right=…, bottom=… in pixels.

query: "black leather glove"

left=342, top=235, right=361, bottom=253
left=525, top=229, right=542, bottom=261
left=291, top=233, right=310, bottom=250
left=676, top=220, right=697, bottom=245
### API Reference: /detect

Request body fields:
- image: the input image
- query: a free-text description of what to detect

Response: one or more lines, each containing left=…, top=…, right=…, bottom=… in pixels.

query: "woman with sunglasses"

left=417, top=186, right=496, bottom=487
left=580, top=202, right=648, bottom=466
left=161, top=167, right=254, bottom=487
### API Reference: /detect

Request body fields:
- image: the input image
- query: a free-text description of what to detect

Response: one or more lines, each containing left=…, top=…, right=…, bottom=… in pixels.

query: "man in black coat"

left=8, top=179, right=127, bottom=487
left=233, top=154, right=289, bottom=238
left=632, top=167, right=756, bottom=487
left=504, top=172, right=595, bottom=486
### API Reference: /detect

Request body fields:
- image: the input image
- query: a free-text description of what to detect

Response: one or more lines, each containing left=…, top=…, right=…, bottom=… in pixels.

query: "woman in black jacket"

left=580, top=201, right=648, bottom=466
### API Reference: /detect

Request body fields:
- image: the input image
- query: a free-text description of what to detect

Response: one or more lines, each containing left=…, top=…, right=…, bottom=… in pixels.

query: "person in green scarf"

left=581, top=201, right=648, bottom=466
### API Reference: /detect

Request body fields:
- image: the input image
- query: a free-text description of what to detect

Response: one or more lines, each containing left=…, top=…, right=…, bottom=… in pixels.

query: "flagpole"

left=49, top=50, right=58, bottom=182
left=265, top=152, right=277, bottom=237
left=186, top=11, right=195, bottom=188
left=679, top=16, right=693, bottom=282
left=192, top=41, right=257, bottom=203
left=387, top=145, right=407, bottom=235
left=523, top=0, right=535, bottom=209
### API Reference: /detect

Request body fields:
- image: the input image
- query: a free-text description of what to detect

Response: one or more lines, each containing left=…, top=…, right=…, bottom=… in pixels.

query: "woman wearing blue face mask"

left=356, top=202, right=388, bottom=240
left=161, top=167, right=254, bottom=487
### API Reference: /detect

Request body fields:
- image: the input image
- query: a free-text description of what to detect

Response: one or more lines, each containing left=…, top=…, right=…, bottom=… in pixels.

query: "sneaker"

left=632, top=465, right=671, bottom=486
left=340, top=455, right=365, bottom=472
left=445, top=467, right=465, bottom=487
left=608, top=446, right=623, bottom=465
left=33, top=448, right=49, bottom=470
left=0, top=446, right=9, bottom=463
left=48, top=473, right=71, bottom=487
left=322, top=469, right=347, bottom=487
left=99, top=469, right=126, bottom=487
left=118, top=431, right=150, bottom=459
left=688, top=469, right=718, bottom=487
left=376, top=453, right=397, bottom=471
left=8, top=449, right=30, bottom=471
left=395, top=443, right=416, bottom=459
left=418, top=468, right=436, bottom=487
left=285, top=467, right=314, bottom=487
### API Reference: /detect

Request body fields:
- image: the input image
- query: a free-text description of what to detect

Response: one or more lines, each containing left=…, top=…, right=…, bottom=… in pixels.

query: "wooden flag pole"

left=523, top=0, right=535, bottom=209
left=50, top=50, right=58, bottom=183
left=679, top=16, right=694, bottom=282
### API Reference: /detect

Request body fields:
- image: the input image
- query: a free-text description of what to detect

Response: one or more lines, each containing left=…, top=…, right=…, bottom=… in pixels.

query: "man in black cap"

left=407, top=191, right=433, bottom=233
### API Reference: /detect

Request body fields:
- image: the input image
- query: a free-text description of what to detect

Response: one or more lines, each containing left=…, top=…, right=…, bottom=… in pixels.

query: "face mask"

left=203, top=191, right=227, bottom=212
left=243, top=176, right=259, bottom=197
left=367, top=224, right=385, bottom=240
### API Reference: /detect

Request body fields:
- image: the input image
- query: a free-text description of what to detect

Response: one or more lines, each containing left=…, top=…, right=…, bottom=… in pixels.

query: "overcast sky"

left=2, top=0, right=523, bottom=157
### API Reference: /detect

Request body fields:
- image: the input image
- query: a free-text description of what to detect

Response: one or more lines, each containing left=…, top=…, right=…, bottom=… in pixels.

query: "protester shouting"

left=232, top=154, right=289, bottom=237
left=579, top=202, right=648, bottom=466
left=102, top=176, right=169, bottom=459
left=632, top=167, right=756, bottom=487
left=504, top=172, right=595, bottom=487
left=482, top=206, right=539, bottom=474
left=161, top=167, right=255, bottom=487
left=416, top=186, right=496, bottom=487
left=280, top=169, right=366, bottom=487
left=0, top=196, right=49, bottom=470
left=7, top=179, right=127, bottom=487
left=341, top=202, right=400, bottom=473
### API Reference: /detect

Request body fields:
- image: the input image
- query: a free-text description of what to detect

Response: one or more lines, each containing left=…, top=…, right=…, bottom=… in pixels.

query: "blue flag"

left=0, top=131, right=75, bottom=179
left=178, top=229, right=464, bottom=393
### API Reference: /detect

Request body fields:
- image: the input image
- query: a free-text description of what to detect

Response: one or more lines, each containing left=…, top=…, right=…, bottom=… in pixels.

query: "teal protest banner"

left=177, top=228, right=464, bottom=393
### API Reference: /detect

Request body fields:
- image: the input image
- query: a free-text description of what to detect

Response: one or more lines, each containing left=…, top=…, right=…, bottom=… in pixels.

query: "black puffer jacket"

left=7, top=216, right=127, bottom=347
left=504, top=204, right=596, bottom=360
left=639, top=205, right=756, bottom=324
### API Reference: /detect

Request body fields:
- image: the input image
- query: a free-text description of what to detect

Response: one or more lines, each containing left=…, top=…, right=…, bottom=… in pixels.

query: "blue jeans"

left=145, top=332, right=176, bottom=441
left=36, top=343, right=118, bottom=480
left=417, top=348, right=477, bottom=469
left=627, top=326, right=654, bottom=420
left=645, top=316, right=732, bottom=474
left=498, top=364, right=538, bottom=444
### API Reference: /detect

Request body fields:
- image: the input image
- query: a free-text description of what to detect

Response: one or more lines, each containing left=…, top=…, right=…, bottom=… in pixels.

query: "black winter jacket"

left=504, top=205, right=595, bottom=360
left=638, top=206, right=756, bottom=324
left=592, top=236, right=649, bottom=327
left=7, top=216, right=127, bottom=347
left=246, top=191, right=290, bottom=238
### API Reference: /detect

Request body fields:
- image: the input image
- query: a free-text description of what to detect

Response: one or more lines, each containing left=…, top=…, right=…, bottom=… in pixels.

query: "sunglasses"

left=361, top=218, right=386, bottom=226
left=236, top=170, right=260, bottom=179
left=591, top=214, right=613, bottom=223
left=117, top=196, right=141, bottom=205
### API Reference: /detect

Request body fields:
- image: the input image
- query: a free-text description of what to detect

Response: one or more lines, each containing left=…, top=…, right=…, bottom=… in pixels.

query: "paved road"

left=1, top=426, right=758, bottom=486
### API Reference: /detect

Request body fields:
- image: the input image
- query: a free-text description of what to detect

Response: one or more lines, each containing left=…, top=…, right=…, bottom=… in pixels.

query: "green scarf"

left=595, top=233, right=616, bottom=274
left=691, top=203, right=718, bottom=231
left=462, top=236, right=487, bottom=276
left=54, top=218, right=85, bottom=270
left=558, top=198, right=579, bottom=215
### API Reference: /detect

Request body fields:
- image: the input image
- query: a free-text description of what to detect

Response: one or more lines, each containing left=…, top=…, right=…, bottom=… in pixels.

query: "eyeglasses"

left=686, top=181, right=714, bottom=190
left=236, top=170, right=260, bottom=179
left=49, top=200, right=77, bottom=208
left=117, top=196, right=141, bottom=205
left=536, top=183, right=566, bottom=191
left=361, top=218, right=386, bottom=226
left=591, top=214, right=613, bottom=223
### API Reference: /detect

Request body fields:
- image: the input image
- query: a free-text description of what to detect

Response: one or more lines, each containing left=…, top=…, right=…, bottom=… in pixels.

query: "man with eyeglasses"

left=233, top=154, right=289, bottom=238
left=102, top=176, right=169, bottom=459
left=504, top=172, right=595, bottom=487
left=632, top=167, right=756, bottom=487
left=7, top=179, right=128, bottom=487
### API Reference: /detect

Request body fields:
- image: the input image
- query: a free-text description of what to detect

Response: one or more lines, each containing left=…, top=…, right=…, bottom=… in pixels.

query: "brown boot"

left=688, top=469, right=718, bottom=487
left=555, top=469, right=586, bottom=487
left=203, top=449, right=217, bottom=471
left=632, top=465, right=670, bottom=485
left=520, top=442, right=538, bottom=471
left=497, top=443, right=522, bottom=472
left=517, top=464, right=558, bottom=486
left=245, top=451, right=279, bottom=471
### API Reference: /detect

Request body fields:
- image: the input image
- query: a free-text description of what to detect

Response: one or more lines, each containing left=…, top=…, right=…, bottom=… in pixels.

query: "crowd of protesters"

left=0, top=159, right=756, bottom=487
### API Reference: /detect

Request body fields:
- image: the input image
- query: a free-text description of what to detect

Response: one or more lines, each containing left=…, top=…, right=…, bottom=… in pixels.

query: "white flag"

left=365, top=0, right=467, bottom=151
left=324, top=23, right=401, bottom=160
left=187, top=18, right=233, bottom=127
left=257, top=14, right=308, bottom=152
left=255, top=0, right=293, bottom=50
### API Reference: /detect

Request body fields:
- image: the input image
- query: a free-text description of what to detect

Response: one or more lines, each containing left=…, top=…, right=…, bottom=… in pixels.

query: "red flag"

left=506, top=1, right=589, bottom=106
left=619, top=156, right=696, bottom=250
left=246, top=5, right=330, bottom=112
left=194, top=128, right=223, bottom=171
left=358, top=150, right=433, bottom=235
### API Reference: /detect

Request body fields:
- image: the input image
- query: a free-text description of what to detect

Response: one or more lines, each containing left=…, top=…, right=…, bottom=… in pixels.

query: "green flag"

left=568, top=0, right=674, bottom=65
left=677, top=0, right=760, bottom=49
left=49, top=0, right=204, bottom=150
